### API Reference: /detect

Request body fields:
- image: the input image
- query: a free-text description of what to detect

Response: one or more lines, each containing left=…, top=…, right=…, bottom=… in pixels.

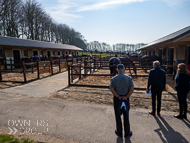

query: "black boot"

left=174, top=104, right=184, bottom=119
left=184, top=103, right=187, bottom=119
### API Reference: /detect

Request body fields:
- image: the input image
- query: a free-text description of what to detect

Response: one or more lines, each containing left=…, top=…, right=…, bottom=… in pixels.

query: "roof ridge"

left=0, top=35, right=77, bottom=47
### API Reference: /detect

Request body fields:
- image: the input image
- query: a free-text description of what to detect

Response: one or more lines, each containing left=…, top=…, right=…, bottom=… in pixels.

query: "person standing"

left=110, top=64, right=134, bottom=138
left=147, top=60, right=166, bottom=116
left=174, top=63, right=189, bottom=119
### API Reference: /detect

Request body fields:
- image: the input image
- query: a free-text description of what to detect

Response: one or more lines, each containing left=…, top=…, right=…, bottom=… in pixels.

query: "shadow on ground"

left=154, top=116, right=189, bottom=143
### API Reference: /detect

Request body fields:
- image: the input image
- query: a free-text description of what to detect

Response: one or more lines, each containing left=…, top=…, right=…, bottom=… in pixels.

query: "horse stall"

left=68, top=55, right=176, bottom=91
left=0, top=58, right=69, bottom=84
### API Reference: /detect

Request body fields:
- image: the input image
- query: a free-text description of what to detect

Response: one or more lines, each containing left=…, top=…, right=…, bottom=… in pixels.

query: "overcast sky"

left=37, top=0, right=190, bottom=45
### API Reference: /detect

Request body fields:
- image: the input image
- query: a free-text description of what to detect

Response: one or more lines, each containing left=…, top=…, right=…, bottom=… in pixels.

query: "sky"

left=37, top=0, right=190, bottom=45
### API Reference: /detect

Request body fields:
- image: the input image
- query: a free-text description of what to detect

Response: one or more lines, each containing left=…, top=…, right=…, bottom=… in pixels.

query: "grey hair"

left=153, top=60, right=160, bottom=67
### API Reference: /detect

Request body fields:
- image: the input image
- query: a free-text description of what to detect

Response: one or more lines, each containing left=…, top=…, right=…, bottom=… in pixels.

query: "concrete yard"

left=0, top=71, right=189, bottom=143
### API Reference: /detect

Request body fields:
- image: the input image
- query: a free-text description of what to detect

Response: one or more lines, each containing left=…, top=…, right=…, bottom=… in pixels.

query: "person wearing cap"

left=110, top=64, right=134, bottom=138
left=147, top=60, right=166, bottom=116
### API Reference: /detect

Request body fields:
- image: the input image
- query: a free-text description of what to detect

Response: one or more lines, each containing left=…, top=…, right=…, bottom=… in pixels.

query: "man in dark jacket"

left=147, top=60, right=166, bottom=116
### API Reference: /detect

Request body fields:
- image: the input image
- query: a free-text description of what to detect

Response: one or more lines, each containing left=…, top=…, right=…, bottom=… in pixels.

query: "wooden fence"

left=67, top=59, right=176, bottom=90
left=0, top=59, right=67, bottom=83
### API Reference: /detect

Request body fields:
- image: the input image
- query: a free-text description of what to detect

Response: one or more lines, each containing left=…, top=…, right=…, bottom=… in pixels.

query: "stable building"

left=137, top=26, right=190, bottom=65
left=0, top=36, right=83, bottom=62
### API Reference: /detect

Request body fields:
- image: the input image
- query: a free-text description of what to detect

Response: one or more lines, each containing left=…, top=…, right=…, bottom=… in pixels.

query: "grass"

left=79, top=52, right=128, bottom=57
left=0, top=134, right=36, bottom=143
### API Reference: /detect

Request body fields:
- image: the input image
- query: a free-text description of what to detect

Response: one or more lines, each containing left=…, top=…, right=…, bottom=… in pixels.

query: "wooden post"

left=50, top=60, right=53, bottom=75
left=68, top=65, right=71, bottom=85
left=0, top=63, right=2, bottom=81
left=37, top=61, right=40, bottom=79
left=59, top=58, right=61, bottom=72
left=79, top=63, right=81, bottom=79
left=71, top=66, right=73, bottom=83
left=94, top=59, right=96, bottom=72
left=100, top=58, right=101, bottom=67
left=22, top=63, right=27, bottom=83
left=32, top=64, right=34, bottom=73
left=84, top=60, right=87, bottom=75
left=10, top=58, right=13, bottom=72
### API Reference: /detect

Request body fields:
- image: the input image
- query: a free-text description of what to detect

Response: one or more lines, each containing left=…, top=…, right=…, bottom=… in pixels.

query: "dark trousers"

left=151, top=85, right=163, bottom=113
left=177, top=91, right=187, bottom=104
left=113, top=96, right=130, bottom=135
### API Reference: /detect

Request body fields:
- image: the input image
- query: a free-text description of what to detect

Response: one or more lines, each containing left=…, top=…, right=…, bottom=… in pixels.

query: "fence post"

left=0, top=63, right=2, bottom=81
left=71, top=66, right=73, bottom=83
left=94, top=59, right=96, bottom=72
left=100, top=58, right=102, bottom=67
left=59, top=58, right=61, bottom=72
left=79, top=63, right=81, bottom=79
left=10, top=58, right=13, bottom=72
left=68, top=65, right=71, bottom=85
left=22, top=62, right=27, bottom=83
left=84, top=60, right=87, bottom=75
left=32, top=63, right=34, bottom=73
left=37, top=61, right=40, bottom=79
left=50, top=60, right=53, bottom=75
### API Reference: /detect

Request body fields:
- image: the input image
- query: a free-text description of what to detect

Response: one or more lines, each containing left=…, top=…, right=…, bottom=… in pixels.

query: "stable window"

left=72, top=52, right=74, bottom=55
left=58, top=51, right=60, bottom=56
left=77, top=52, right=79, bottom=56
left=153, top=50, right=155, bottom=56
left=0, top=49, right=3, bottom=57
left=149, top=50, right=151, bottom=56
left=33, top=50, right=38, bottom=56
left=52, top=51, right=55, bottom=56
left=40, top=50, right=43, bottom=56
left=66, top=51, right=68, bottom=55
left=23, top=50, right=28, bottom=57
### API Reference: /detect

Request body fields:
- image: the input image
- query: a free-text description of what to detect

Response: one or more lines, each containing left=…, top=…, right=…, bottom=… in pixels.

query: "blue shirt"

left=110, top=72, right=134, bottom=95
left=147, top=67, right=166, bottom=89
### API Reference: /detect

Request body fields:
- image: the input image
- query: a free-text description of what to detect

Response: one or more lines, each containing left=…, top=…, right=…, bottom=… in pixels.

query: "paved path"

left=1, top=72, right=68, bottom=97
left=0, top=92, right=190, bottom=143
left=0, top=72, right=190, bottom=142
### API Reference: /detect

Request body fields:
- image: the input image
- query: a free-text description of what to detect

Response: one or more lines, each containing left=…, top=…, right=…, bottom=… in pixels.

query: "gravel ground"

left=50, top=86, right=190, bottom=114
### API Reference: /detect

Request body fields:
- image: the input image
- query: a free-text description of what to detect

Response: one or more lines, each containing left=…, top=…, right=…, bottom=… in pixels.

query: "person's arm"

left=147, top=71, right=152, bottom=92
left=123, top=87, right=134, bottom=100
left=163, top=72, right=166, bottom=91
left=110, top=88, right=121, bottom=99
left=174, top=73, right=180, bottom=90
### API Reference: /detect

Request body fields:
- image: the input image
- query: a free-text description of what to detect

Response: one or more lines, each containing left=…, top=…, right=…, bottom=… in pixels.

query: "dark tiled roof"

left=138, top=26, right=190, bottom=50
left=0, top=36, right=83, bottom=51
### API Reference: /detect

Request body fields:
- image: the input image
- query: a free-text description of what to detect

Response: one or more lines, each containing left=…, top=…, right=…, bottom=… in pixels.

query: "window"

left=72, top=52, right=74, bottom=55
left=66, top=51, right=68, bottom=55
left=47, top=51, right=51, bottom=57
left=149, top=50, right=151, bottom=56
left=40, top=51, right=43, bottom=56
left=58, top=51, right=60, bottom=56
left=52, top=51, right=55, bottom=56
left=77, top=52, right=79, bottom=56
left=153, top=50, right=155, bottom=56
left=23, top=50, right=28, bottom=57
left=33, top=50, right=38, bottom=56
left=0, top=49, right=4, bottom=57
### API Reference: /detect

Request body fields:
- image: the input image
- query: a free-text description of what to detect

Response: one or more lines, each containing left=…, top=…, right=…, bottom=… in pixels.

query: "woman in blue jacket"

left=174, top=63, right=189, bottom=119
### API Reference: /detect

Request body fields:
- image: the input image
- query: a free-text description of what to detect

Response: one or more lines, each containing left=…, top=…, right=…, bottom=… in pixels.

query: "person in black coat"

left=174, top=63, right=189, bottom=119
left=147, top=60, right=166, bottom=116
